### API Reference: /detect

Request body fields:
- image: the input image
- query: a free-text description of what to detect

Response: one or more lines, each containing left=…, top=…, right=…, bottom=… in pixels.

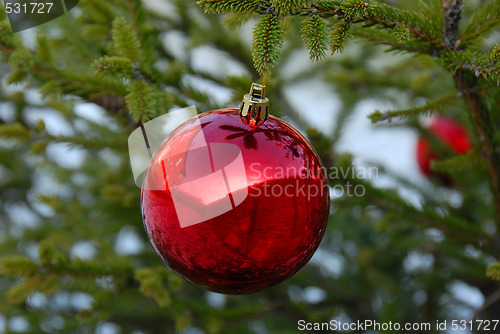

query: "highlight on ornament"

left=128, top=83, right=330, bottom=294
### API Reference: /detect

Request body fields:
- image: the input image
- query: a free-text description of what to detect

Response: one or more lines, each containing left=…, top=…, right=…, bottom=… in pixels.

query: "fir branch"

left=454, top=69, right=500, bottom=228
left=9, top=48, right=34, bottom=70
left=301, top=15, right=329, bottom=61
left=112, top=17, right=142, bottom=63
left=393, top=22, right=410, bottom=44
left=29, top=141, right=47, bottom=156
left=0, top=123, right=30, bottom=142
left=222, top=12, right=255, bottom=30
left=335, top=155, right=490, bottom=243
left=355, top=26, right=431, bottom=54
left=430, top=151, right=479, bottom=173
left=134, top=268, right=172, bottom=307
left=80, top=0, right=115, bottom=24
left=490, top=43, right=500, bottom=64
left=125, top=80, right=157, bottom=122
left=6, top=70, right=27, bottom=85
left=330, top=19, right=351, bottom=54
left=251, top=14, right=284, bottom=75
left=313, top=1, right=449, bottom=50
left=441, top=50, right=500, bottom=79
left=368, top=93, right=460, bottom=123
left=486, top=262, right=500, bottom=281
left=460, top=0, right=500, bottom=47
left=338, top=0, right=372, bottom=20
left=272, top=0, right=309, bottom=14
left=5, top=276, right=43, bottom=304
left=36, top=35, right=52, bottom=63
left=0, top=256, right=39, bottom=278
left=93, top=56, right=134, bottom=77
left=197, top=0, right=260, bottom=14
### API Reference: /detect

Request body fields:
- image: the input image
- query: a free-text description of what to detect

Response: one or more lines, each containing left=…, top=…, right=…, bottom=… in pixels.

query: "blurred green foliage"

left=0, top=0, right=499, bottom=333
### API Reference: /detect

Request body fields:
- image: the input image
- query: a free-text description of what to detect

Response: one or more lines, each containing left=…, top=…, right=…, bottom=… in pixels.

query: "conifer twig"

left=454, top=70, right=500, bottom=227
left=443, top=2, right=500, bottom=227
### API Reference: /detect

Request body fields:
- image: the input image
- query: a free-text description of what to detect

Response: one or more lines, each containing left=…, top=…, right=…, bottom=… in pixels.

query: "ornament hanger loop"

left=239, top=71, right=270, bottom=128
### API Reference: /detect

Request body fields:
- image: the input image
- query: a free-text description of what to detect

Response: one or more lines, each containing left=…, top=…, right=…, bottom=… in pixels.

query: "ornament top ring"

left=141, top=83, right=330, bottom=294
left=239, top=83, right=269, bottom=128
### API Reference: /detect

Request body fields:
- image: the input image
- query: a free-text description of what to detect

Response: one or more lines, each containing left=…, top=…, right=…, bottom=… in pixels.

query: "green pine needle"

left=339, top=0, right=373, bottom=20
left=461, top=0, right=500, bottom=47
left=0, top=123, right=31, bottom=142
left=36, top=35, right=52, bottom=63
left=5, top=276, right=43, bottom=304
left=112, top=18, right=142, bottom=63
left=369, top=93, right=460, bottom=123
left=393, top=23, right=411, bottom=44
left=490, top=43, right=500, bottom=64
left=134, top=268, right=172, bottom=308
left=197, top=0, right=260, bottom=14
left=330, top=20, right=351, bottom=54
left=431, top=151, right=480, bottom=173
left=93, top=56, right=133, bottom=76
left=301, top=15, right=330, bottom=61
left=440, top=50, right=500, bottom=79
left=125, top=80, right=157, bottom=122
left=251, top=14, right=284, bottom=75
left=486, top=262, right=500, bottom=281
left=0, top=256, right=39, bottom=278
left=271, top=0, right=309, bottom=14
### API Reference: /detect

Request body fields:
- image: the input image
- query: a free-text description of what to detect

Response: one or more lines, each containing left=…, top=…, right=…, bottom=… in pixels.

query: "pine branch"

left=334, top=155, right=491, bottom=244
left=330, top=19, right=351, bottom=54
left=441, top=50, right=500, bottom=80
left=486, top=262, right=500, bottom=281
left=0, top=256, right=39, bottom=278
left=460, top=0, right=500, bottom=47
left=197, top=0, right=260, bottom=14
left=222, top=12, right=255, bottom=29
left=80, top=0, right=115, bottom=24
left=430, top=151, right=480, bottom=173
left=6, top=70, right=27, bottom=85
left=5, top=276, right=43, bottom=304
left=0, top=123, right=30, bottom=142
left=112, top=17, right=142, bottom=63
left=93, top=56, right=134, bottom=77
left=134, top=268, right=172, bottom=307
left=355, top=26, right=431, bottom=54
left=251, top=14, right=284, bottom=75
left=125, top=80, right=157, bottom=122
left=301, top=15, right=329, bottom=61
left=491, top=43, right=500, bottom=64
left=368, top=93, right=460, bottom=123
left=313, top=1, right=448, bottom=50
left=454, top=69, right=500, bottom=228
left=272, top=0, right=309, bottom=14
left=36, top=35, right=52, bottom=63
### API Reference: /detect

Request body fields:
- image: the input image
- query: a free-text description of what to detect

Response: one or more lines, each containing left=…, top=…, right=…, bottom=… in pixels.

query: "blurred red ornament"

left=416, top=115, right=473, bottom=176
left=141, top=107, right=329, bottom=294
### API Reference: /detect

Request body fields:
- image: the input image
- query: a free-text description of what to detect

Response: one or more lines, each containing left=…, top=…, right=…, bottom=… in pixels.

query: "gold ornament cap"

left=239, top=83, right=269, bottom=128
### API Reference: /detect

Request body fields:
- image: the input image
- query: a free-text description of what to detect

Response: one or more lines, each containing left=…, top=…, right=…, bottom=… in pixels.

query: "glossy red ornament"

left=416, top=115, right=473, bottom=176
left=141, top=108, right=329, bottom=294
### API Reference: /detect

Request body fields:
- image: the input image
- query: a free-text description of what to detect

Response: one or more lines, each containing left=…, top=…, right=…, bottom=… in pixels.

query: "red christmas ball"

left=416, top=115, right=472, bottom=176
left=141, top=108, right=330, bottom=294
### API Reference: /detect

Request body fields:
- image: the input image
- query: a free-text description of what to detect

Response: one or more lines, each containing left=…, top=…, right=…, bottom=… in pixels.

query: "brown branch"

left=454, top=70, right=500, bottom=226
left=443, top=1, right=500, bottom=227
left=443, top=0, right=463, bottom=50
